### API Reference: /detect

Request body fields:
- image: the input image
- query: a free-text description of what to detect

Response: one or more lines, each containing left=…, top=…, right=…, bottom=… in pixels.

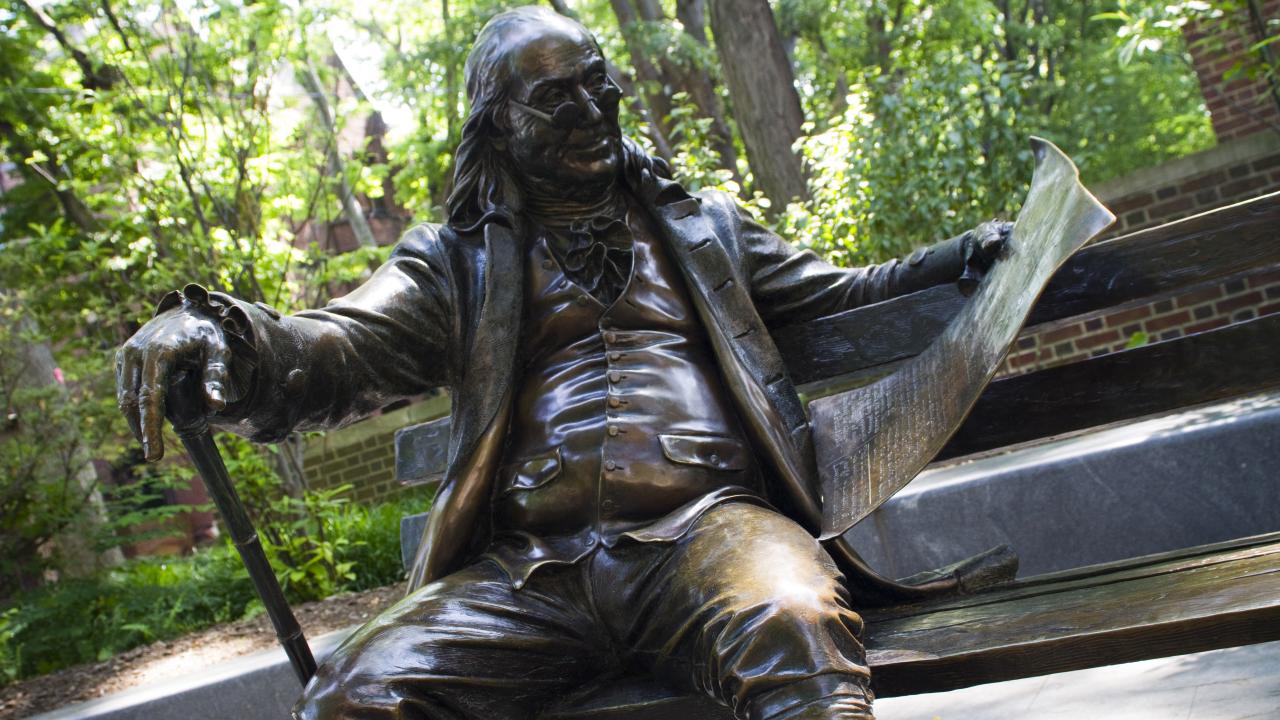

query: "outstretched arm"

left=117, top=224, right=456, bottom=459
left=731, top=201, right=1007, bottom=328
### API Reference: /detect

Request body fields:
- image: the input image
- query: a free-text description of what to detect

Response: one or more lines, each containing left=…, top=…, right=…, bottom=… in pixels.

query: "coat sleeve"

left=210, top=224, right=456, bottom=442
left=721, top=195, right=968, bottom=329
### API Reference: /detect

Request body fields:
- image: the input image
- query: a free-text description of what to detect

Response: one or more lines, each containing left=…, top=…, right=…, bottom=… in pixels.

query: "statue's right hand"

left=116, top=307, right=232, bottom=462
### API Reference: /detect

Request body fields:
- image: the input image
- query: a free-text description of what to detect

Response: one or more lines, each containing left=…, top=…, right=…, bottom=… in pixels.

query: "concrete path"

left=877, top=640, right=1280, bottom=720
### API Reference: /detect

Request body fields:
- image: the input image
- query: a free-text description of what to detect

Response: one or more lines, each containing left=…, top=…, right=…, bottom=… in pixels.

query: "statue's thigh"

left=295, top=560, right=608, bottom=720
left=598, top=503, right=868, bottom=705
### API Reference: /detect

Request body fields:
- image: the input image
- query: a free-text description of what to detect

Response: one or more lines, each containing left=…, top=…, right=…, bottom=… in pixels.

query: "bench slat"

left=776, top=192, right=1280, bottom=386
left=938, top=312, right=1280, bottom=460
left=865, top=533, right=1280, bottom=697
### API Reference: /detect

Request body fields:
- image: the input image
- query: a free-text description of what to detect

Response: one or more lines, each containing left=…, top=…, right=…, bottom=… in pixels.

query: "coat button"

left=609, top=371, right=622, bottom=383
left=576, top=295, right=591, bottom=306
left=542, top=258, right=555, bottom=270
left=609, top=351, right=622, bottom=361
left=608, top=397, right=622, bottom=408
left=710, top=454, right=721, bottom=465
left=607, top=425, right=620, bottom=437
left=605, top=460, right=617, bottom=470
left=604, top=331, right=618, bottom=343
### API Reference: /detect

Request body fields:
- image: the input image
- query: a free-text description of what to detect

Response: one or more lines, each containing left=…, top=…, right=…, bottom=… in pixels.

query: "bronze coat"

left=219, top=170, right=969, bottom=599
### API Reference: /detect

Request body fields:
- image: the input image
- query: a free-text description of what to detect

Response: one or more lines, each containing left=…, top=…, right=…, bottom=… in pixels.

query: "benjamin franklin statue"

left=117, top=7, right=1007, bottom=719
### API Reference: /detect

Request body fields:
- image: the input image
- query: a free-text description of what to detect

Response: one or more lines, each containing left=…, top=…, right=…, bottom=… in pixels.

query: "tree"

left=707, top=0, right=809, bottom=207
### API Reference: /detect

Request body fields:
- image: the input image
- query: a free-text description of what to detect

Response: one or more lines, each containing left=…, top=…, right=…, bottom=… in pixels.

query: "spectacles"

left=510, top=79, right=622, bottom=130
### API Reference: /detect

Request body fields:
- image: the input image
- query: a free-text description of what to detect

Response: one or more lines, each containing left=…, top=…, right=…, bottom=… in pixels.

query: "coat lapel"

left=409, top=220, right=523, bottom=590
left=640, top=176, right=825, bottom=531
left=448, top=220, right=523, bottom=467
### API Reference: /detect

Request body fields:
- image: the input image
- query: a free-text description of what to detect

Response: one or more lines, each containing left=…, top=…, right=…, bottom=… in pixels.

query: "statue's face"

left=501, top=28, right=622, bottom=193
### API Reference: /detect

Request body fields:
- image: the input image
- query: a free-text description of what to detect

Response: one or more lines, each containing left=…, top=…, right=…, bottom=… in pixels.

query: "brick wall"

left=1098, top=134, right=1280, bottom=237
left=1003, top=266, right=1280, bottom=374
left=1185, top=0, right=1280, bottom=142
left=302, top=395, right=449, bottom=504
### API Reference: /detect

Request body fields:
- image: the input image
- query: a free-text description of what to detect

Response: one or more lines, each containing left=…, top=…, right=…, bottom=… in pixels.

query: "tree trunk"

left=708, top=0, right=809, bottom=205
left=672, top=0, right=741, bottom=180
left=609, top=0, right=676, bottom=140
left=298, top=56, right=378, bottom=249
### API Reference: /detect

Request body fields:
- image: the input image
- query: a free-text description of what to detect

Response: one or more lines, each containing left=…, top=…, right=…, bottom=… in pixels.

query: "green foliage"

left=0, top=490, right=425, bottom=683
left=771, top=0, right=1215, bottom=263
left=0, top=544, right=253, bottom=683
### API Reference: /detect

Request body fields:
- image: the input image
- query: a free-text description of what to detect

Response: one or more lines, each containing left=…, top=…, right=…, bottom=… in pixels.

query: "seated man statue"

left=117, top=7, right=1008, bottom=720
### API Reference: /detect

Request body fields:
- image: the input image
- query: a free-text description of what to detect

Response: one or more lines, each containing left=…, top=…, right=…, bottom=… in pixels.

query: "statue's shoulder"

left=393, top=222, right=447, bottom=257
left=392, top=222, right=484, bottom=263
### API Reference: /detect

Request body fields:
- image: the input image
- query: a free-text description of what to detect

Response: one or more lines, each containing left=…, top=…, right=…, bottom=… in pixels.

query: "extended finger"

left=203, top=337, right=230, bottom=411
left=138, top=350, right=173, bottom=462
left=116, top=346, right=145, bottom=446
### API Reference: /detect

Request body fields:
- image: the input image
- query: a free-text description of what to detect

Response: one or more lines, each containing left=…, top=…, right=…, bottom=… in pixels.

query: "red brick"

left=1109, top=192, right=1154, bottom=214
left=1253, top=154, right=1280, bottom=173
left=1008, top=352, right=1037, bottom=369
left=1179, top=171, right=1226, bottom=193
left=1175, top=285, right=1226, bottom=308
left=1258, top=301, right=1280, bottom=317
left=1037, top=349, right=1053, bottom=362
left=1185, top=317, right=1231, bottom=335
left=1215, top=290, right=1264, bottom=314
left=1215, top=116, right=1253, bottom=135
left=1247, top=268, right=1280, bottom=288
left=1220, top=176, right=1268, bottom=199
left=1075, top=329, right=1121, bottom=350
left=1194, top=188, right=1221, bottom=207
left=1039, top=323, right=1085, bottom=344
left=1105, top=305, right=1155, bottom=327
left=1147, top=196, right=1196, bottom=220
left=1145, top=310, right=1193, bottom=332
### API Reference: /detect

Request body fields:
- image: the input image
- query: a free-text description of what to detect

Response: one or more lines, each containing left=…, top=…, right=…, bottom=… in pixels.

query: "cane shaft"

left=175, top=423, right=318, bottom=685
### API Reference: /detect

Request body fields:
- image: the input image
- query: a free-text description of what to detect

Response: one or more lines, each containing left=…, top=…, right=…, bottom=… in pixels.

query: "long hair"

left=446, top=6, right=668, bottom=232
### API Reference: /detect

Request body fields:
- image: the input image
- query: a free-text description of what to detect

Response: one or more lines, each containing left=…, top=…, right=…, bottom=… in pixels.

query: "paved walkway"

left=877, top=640, right=1280, bottom=720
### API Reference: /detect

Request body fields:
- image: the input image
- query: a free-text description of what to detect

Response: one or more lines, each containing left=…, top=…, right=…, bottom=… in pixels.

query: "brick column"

left=1185, top=0, right=1280, bottom=142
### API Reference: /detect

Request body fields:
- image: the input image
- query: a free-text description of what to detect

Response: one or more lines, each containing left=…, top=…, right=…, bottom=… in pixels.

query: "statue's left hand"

left=958, top=220, right=1012, bottom=295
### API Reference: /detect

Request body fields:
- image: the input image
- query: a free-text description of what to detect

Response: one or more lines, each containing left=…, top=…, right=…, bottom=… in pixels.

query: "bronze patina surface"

left=117, top=7, right=1025, bottom=719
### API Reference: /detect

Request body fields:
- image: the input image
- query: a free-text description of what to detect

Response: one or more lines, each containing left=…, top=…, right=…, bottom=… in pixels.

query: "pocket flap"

left=502, top=448, right=562, bottom=493
left=659, top=434, right=749, bottom=471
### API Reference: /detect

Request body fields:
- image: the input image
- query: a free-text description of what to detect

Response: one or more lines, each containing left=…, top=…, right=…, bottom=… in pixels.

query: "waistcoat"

left=486, top=199, right=765, bottom=587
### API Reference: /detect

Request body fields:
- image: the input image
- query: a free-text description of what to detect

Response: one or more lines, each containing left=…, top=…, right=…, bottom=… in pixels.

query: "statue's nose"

left=575, top=86, right=604, bottom=124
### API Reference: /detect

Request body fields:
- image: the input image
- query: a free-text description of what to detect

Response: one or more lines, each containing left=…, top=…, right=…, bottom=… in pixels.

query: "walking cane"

left=166, top=370, right=318, bottom=686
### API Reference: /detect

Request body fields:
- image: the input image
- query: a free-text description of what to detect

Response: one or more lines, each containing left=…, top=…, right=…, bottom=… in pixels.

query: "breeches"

left=293, top=503, right=870, bottom=720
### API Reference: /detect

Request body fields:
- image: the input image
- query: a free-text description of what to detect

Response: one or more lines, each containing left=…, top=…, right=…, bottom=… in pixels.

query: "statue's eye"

left=586, top=72, right=607, bottom=93
left=535, top=88, right=570, bottom=109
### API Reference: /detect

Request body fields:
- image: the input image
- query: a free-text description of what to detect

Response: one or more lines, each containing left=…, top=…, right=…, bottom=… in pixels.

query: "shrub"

left=0, top=488, right=429, bottom=684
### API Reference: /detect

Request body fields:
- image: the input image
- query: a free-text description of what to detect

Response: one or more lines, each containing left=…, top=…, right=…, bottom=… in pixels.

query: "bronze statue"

left=116, top=8, right=1013, bottom=719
